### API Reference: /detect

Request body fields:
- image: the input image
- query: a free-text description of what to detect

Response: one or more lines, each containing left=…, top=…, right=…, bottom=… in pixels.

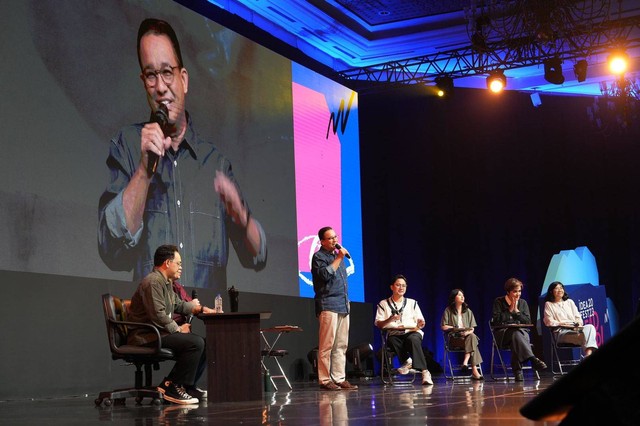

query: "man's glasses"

left=142, top=65, right=180, bottom=87
left=323, top=235, right=338, bottom=240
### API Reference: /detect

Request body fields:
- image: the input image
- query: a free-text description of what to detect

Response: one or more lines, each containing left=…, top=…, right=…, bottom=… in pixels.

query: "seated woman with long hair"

left=440, top=289, right=483, bottom=380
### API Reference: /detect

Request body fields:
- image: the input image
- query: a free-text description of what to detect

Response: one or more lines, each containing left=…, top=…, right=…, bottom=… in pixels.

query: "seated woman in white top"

left=543, top=281, right=598, bottom=357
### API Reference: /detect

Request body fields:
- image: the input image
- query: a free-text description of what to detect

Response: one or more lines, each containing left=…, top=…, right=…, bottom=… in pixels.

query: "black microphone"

left=146, top=104, right=169, bottom=176
left=187, top=289, right=198, bottom=324
left=335, top=243, right=351, bottom=259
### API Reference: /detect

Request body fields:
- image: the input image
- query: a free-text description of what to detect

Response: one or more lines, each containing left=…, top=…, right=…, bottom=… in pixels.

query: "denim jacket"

left=311, top=247, right=350, bottom=316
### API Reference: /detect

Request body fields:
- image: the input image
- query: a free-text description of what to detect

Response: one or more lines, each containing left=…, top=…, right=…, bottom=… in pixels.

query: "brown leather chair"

left=95, top=294, right=175, bottom=406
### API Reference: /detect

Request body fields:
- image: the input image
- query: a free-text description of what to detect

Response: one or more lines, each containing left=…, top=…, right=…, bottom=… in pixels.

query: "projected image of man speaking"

left=98, top=18, right=267, bottom=291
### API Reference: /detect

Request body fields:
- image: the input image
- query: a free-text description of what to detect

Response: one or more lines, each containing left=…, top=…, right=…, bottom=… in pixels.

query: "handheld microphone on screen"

left=187, top=289, right=198, bottom=325
left=146, top=103, right=169, bottom=176
left=335, top=243, right=351, bottom=259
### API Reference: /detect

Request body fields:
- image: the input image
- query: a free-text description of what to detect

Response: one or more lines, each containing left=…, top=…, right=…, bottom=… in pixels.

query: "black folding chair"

left=443, top=331, right=483, bottom=380
left=547, top=325, right=582, bottom=375
left=489, top=321, right=539, bottom=381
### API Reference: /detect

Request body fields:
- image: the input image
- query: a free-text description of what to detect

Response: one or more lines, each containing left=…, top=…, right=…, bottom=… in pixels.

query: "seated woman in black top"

left=491, top=277, right=547, bottom=381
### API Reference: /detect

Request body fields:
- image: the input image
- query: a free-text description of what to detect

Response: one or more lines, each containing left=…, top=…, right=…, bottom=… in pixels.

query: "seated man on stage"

left=127, top=244, right=215, bottom=404
left=375, top=274, right=433, bottom=385
left=491, top=277, right=547, bottom=381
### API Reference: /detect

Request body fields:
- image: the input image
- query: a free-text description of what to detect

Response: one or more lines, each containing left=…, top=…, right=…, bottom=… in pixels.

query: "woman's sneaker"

left=158, top=380, right=199, bottom=405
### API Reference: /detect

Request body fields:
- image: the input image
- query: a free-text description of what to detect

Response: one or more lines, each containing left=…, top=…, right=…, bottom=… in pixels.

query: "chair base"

left=489, top=365, right=540, bottom=381
left=444, top=364, right=483, bottom=381
left=489, top=323, right=540, bottom=381
left=95, top=387, right=163, bottom=406
left=551, top=359, right=581, bottom=375
left=382, top=367, right=420, bottom=385
left=549, top=333, right=583, bottom=375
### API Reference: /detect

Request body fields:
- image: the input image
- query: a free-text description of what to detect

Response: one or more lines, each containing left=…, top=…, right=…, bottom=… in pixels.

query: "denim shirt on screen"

left=98, top=113, right=267, bottom=292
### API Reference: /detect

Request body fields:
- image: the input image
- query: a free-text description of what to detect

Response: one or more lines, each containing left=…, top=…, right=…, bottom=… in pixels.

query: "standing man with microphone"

left=311, top=226, right=358, bottom=390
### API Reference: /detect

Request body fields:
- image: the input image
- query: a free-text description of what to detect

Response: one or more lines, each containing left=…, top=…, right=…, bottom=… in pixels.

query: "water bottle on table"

left=215, top=294, right=223, bottom=313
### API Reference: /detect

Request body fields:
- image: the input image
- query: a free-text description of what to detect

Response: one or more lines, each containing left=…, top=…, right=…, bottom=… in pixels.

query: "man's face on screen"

left=139, top=33, right=188, bottom=130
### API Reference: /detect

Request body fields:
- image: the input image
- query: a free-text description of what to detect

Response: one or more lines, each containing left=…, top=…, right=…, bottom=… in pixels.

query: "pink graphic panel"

left=293, top=82, right=342, bottom=273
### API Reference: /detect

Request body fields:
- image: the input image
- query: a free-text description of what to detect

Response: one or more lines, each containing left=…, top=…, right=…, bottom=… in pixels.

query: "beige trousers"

left=318, top=311, right=350, bottom=384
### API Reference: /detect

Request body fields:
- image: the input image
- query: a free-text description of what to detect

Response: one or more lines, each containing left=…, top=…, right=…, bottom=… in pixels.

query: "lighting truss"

left=600, top=74, right=640, bottom=99
left=338, top=15, right=640, bottom=86
left=588, top=75, right=640, bottom=133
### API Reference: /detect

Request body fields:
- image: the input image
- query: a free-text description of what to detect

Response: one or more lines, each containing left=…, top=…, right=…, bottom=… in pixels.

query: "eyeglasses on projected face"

left=142, top=65, right=180, bottom=87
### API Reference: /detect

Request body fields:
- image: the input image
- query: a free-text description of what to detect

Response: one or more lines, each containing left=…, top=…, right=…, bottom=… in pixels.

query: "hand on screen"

left=214, top=171, right=248, bottom=227
left=140, top=124, right=170, bottom=172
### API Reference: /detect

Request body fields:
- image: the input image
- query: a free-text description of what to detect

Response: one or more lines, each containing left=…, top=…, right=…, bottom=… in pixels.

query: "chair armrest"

left=109, top=318, right=163, bottom=352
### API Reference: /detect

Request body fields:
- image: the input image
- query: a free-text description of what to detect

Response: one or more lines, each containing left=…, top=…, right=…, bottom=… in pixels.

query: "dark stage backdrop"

left=360, top=86, right=640, bottom=363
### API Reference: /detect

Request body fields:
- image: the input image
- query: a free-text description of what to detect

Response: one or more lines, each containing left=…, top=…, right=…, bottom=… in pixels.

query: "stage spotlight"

left=307, top=347, right=318, bottom=379
left=544, top=57, right=565, bottom=85
left=346, top=342, right=374, bottom=377
left=608, top=50, right=629, bottom=75
left=435, top=75, right=454, bottom=97
left=486, top=70, right=506, bottom=93
left=573, top=60, right=588, bottom=82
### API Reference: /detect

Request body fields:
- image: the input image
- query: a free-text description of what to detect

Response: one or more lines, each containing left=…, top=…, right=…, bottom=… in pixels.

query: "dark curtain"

left=359, top=86, right=640, bottom=364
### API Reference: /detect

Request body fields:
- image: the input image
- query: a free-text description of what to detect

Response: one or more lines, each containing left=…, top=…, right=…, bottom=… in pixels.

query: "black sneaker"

left=157, top=380, right=199, bottom=405
left=186, top=386, right=207, bottom=400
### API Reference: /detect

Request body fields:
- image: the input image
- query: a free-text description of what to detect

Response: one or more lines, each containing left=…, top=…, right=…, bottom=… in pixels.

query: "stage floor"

left=1, top=374, right=563, bottom=425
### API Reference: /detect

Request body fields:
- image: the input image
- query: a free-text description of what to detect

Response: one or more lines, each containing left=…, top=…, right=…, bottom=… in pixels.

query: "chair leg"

left=135, top=364, right=144, bottom=388
left=444, top=349, right=453, bottom=380
left=444, top=348, right=462, bottom=380
left=271, top=356, right=292, bottom=390
left=380, top=348, right=393, bottom=385
left=551, top=343, right=564, bottom=375
left=144, top=363, right=153, bottom=387
left=490, top=340, right=509, bottom=381
left=445, top=348, right=479, bottom=380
